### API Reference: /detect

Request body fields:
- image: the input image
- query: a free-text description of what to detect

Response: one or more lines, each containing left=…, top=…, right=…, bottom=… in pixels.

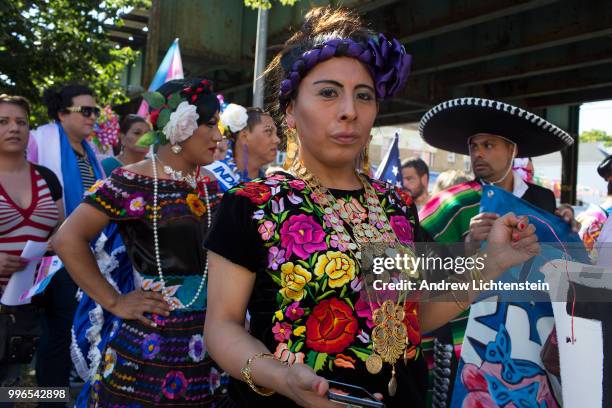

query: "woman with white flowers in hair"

left=207, top=103, right=280, bottom=192
left=52, top=78, right=229, bottom=406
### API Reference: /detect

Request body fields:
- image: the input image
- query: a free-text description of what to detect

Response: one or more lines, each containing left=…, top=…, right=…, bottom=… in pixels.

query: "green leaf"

left=167, top=92, right=183, bottom=109
left=340, top=285, right=347, bottom=298
left=344, top=297, right=354, bottom=309
left=135, top=131, right=158, bottom=147
left=315, top=289, right=335, bottom=302
left=279, top=211, right=289, bottom=222
left=143, top=92, right=165, bottom=109
left=314, top=352, right=328, bottom=372
left=349, top=347, right=370, bottom=362
left=294, top=341, right=303, bottom=352
left=156, top=108, right=172, bottom=130
left=328, top=359, right=333, bottom=371
left=306, top=350, right=318, bottom=367
left=267, top=271, right=282, bottom=286
left=297, top=260, right=309, bottom=269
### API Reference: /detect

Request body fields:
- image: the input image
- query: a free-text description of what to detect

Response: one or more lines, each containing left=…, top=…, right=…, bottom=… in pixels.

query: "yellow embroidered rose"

left=314, top=251, right=356, bottom=288
left=186, top=194, right=206, bottom=217
left=279, top=262, right=312, bottom=301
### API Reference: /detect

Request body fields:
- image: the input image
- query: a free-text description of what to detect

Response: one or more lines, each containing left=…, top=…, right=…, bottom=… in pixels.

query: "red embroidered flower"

left=305, top=298, right=358, bottom=354
left=395, top=187, right=413, bottom=207
left=403, top=302, right=421, bottom=346
left=235, top=182, right=272, bottom=205
left=389, top=215, right=414, bottom=244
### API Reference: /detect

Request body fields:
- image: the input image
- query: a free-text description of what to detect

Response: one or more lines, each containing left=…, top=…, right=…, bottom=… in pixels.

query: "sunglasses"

left=65, top=106, right=101, bottom=118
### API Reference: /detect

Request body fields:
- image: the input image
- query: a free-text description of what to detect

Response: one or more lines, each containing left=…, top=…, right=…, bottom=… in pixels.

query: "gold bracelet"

left=241, top=353, right=286, bottom=396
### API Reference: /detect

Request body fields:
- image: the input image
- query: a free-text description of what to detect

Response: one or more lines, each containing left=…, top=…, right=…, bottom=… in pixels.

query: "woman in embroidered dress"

left=203, top=7, right=540, bottom=408
left=207, top=104, right=280, bottom=192
left=52, top=78, right=229, bottom=407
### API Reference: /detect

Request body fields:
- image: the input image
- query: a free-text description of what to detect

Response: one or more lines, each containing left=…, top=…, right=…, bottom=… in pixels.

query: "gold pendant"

left=365, top=353, right=383, bottom=374
left=372, top=300, right=407, bottom=365
left=388, top=365, right=397, bottom=396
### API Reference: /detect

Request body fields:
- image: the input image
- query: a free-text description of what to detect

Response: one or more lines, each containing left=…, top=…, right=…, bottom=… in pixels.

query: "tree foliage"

left=243, top=0, right=300, bottom=10
left=0, top=0, right=149, bottom=125
left=580, top=129, right=612, bottom=146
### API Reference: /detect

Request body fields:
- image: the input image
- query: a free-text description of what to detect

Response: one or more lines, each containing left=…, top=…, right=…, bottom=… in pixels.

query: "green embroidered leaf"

left=344, top=297, right=354, bottom=309
left=297, top=260, right=309, bottom=269
left=294, top=341, right=303, bottom=352
left=307, top=281, right=319, bottom=292
left=267, top=271, right=282, bottom=286
left=315, top=289, right=335, bottom=302
left=279, top=211, right=289, bottom=222
left=156, top=108, right=172, bottom=130
left=143, top=91, right=165, bottom=109
left=348, top=347, right=370, bottom=362
left=306, top=350, right=318, bottom=367
left=273, top=232, right=280, bottom=241
left=135, top=131, right=158, bottom=147
left=270, top=213, right=279, bottom=223
left=287, top=339, right=293, bottom=348
left=167, top=92, right=183, bottom=110
left=328, top=359, right=333, bottom=371
left=321, top=278, right=327, bottom=290
left=314, top=352, right=328, bottom=372
left=340, top=285, right=347, bottom=298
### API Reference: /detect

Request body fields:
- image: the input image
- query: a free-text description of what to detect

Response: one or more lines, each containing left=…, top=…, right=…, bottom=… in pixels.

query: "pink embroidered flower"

left=274, top=342, right=305, bottom=365
left=340, top=197, right=367, bottom=224
left=280, top=214, right=327, bottom=259
left=389, top=215, right=414, bottom=244
left=288, top=179, right=306, bottom=191
left=161, top=370, right=188, bottom=400
left=330, top=234, right=340, bottom=249
left=355, top=291, right=375, bottom=328
left=285, top=302, right=304, bottom=320
left=258, top=220, right=276, bottom=241
left=272, top=322, right=292, bottom=342
left=126, top=194, right=146, bottom=216
left=268, top=246, right=286, bottom=270
left=371, top=181, right=387, bottom=194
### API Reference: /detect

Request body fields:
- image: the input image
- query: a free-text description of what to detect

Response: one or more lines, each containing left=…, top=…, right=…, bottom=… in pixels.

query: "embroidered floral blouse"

left=205, top=172, right=428, bottom=407
left=84, top=168, right=221, bottom=311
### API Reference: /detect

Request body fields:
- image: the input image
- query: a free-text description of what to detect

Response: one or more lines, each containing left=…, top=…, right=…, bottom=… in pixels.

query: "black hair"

left=120, top=114, right=148, bottom=134
left=42, top=84, right=95, bottom=121
left=401, top=157, right=429, bottom=179
left=154, top=78, right=219, bottom=129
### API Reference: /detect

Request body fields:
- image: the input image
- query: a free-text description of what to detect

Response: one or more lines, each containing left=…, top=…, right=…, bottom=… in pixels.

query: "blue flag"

left=374, top=132, right=402, bottom=188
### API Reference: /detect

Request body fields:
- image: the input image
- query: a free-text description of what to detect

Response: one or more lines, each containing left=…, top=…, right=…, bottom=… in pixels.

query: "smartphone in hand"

left=327, top=380, right=385, bottom=408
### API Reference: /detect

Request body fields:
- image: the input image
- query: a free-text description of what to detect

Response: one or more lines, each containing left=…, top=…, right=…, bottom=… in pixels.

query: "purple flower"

left=285, top=302, right=304, bottom=320
left=280, top=214, right=327, bottom=259
left=368, top=33, right=412, bottom=99
left=271, top=197, right=285, bottom=214
left=161, top=371, right=187, bottom=400
left=141, top=333, right=161, bottom=360
left=189, top=334, right=205, bottom=362
left=389, top=216, right=414, bottom=245
left=252, top=209, right=265, bottom=220
left=350, top=278, right=363, bottom=292
left=287, top=192, right=303, bottom=205
left=268, top=246, right=286, bottom=270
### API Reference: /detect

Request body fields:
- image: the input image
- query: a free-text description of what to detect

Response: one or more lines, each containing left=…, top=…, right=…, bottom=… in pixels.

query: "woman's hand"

left=107, top=289, right=171, bottom=327
left=0, top=253, right=28, bottom=276
left=284, top=364, right=338, bottom=408
left=485, top=212, right=540, bottom=277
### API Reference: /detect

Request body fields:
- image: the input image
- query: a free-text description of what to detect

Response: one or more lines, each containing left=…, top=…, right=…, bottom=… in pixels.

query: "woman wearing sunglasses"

left=28, top=84, right=106, bottom=395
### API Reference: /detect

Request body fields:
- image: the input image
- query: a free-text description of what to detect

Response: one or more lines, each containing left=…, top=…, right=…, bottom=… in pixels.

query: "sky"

left=579, top=100, right=612, bottom=134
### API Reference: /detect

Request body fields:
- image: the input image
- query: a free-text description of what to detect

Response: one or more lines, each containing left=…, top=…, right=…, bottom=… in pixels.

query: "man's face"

left=469, top=133, right=515, bottom=181
left=402, top=166, right=427, bottom=199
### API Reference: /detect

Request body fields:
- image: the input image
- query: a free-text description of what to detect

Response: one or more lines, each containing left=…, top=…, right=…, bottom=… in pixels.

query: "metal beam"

left=397, top=0, right=560, bottom=43
left=443, top=39, right=612, bottom=88
left=408, top=0, right=612, bottom=76
left=479, top=64, right=612, bottom=100
left=523, top=87, right=612, bottom=108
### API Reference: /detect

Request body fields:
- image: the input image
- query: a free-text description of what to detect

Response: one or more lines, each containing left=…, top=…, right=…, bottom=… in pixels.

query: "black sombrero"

left=418, top=98, right=574, bottom=157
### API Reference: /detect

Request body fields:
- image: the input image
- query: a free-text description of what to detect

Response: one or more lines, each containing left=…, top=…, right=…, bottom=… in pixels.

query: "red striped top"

left=0, top=164, right=60, bottom=295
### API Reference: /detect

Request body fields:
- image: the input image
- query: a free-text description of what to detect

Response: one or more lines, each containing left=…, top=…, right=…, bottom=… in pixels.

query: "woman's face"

left=0, top=103, right=29, bottom=155
left=286, top=56, right=377, bottom=170
left=57, top=94, right=98, bottom=140
left=242, top=114, right=280, bottom=165
left=122, top=121, right=150, bottom=155
left=181, top=111, right=222, bottom=166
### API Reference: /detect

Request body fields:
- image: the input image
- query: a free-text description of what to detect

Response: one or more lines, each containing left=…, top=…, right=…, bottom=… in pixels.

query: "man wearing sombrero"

left=417, top=97, right=578, bottom=408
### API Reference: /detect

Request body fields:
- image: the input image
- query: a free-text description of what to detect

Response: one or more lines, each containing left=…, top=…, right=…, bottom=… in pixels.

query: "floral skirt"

left=90, top=310, right=229, bottom=407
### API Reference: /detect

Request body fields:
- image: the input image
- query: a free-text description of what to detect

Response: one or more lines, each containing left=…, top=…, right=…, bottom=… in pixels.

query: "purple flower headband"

left=279, top=33, right=412, bottom=112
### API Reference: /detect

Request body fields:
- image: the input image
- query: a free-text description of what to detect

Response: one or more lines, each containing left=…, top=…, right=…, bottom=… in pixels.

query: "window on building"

left=447, top=152, right=455, bottom=163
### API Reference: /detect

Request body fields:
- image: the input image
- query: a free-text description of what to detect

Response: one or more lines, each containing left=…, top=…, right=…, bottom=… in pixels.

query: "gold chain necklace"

left=289, top=161, right=417, bottom=396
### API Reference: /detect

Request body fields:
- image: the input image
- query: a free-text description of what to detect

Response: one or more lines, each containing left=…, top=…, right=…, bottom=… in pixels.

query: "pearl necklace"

left=152, top=154, right=211, bottom=310
left=155, top=155, right=200, bottom=189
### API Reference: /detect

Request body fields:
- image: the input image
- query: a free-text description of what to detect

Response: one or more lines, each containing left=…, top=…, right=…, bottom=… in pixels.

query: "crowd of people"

left=0, top=5, right=608, bottom=408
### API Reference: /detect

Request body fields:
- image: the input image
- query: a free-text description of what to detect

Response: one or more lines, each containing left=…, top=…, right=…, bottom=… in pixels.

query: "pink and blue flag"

left=137, top=38, right=184, bottom=117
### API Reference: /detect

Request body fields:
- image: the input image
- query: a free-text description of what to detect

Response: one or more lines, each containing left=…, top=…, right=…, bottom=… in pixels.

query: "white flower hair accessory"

left=220, top=103, right=248, bottom=133
left=163, top=101, right=200, bottom=145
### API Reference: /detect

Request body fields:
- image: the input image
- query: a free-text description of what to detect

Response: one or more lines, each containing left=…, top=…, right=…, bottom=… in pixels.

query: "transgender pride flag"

left=137, top=38, right=184, bottom=116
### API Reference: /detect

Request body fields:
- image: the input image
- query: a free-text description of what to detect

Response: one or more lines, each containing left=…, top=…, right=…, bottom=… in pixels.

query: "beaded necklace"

left=151, top=154, right=211, bottom=310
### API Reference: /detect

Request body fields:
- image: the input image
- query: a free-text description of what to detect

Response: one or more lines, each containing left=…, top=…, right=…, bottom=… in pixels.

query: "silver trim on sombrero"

left=418, top=97, right=574, bottom=147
